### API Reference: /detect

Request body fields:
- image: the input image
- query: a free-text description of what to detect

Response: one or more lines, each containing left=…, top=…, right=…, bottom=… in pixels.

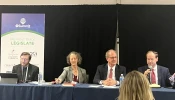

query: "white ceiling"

left=0, top=0, right=175, bottom=5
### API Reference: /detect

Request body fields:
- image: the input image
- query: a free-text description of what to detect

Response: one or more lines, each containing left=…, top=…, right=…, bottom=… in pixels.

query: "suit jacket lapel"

left=115, top=65, right=120, bottom=80
left=18, top=65, right=23, bottom=81
left=104, top=64, right=108, bottom=79
left=69, top=67, right=73, bottom=82
left=27, top=64, right=31, bottom=80
left=157, top=65, right=161, bottom=85
left=77, top=67, right=83, bottom=82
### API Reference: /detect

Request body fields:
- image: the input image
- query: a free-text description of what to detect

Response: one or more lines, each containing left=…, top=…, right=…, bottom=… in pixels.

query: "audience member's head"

left=118, top=70, right=154, bottom=100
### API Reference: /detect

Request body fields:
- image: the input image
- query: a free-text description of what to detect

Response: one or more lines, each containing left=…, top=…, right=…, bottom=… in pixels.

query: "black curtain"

left=1, top=5, right=175, bottom=83
left=119, top=5, right=175, bottom=74
left=0, top=5, right=117, bottom=83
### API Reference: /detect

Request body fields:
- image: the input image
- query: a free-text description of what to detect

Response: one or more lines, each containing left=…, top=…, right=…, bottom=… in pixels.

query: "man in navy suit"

left=12, top=52, right=39, bottom=83
left=93, top=49, right=126, bottom=86
left=138, top=50, right=174, bottom=87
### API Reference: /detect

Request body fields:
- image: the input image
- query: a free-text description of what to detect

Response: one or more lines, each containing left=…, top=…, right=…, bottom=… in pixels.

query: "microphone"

left=148, top=66, right=152, bottom=71
left=148, top=66, right=152, bottom=84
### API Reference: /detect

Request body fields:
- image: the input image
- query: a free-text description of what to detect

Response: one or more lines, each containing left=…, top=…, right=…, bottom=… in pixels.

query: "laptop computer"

left=0, top=73, right=18, bottom=84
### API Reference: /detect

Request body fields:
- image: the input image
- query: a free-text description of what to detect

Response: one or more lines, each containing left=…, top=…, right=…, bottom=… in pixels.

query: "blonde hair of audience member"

left=118, top=70, right=154, bottom=100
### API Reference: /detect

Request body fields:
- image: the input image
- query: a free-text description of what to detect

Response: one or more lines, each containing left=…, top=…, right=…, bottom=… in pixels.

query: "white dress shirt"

left=99, top=65, right=119, bottom=85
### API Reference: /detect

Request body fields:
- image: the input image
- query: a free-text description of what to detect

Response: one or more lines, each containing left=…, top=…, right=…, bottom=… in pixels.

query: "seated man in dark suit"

left=138, top=50, right=174, bottom=87
left=12, top=52, right=39, bottom=83
left=93, top=49, right=126, bottom=86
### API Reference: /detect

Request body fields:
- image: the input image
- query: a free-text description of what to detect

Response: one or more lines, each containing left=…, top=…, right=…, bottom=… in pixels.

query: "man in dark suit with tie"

left=138, top=50, right=174, bottom=87
left=12, top=52, right=39, bottom=83
left=93, top=49, right=126, bottom=86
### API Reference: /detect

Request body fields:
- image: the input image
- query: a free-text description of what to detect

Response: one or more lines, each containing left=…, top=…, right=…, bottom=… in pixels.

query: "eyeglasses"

left=20, top=58, right=29, bottom=61
left=108, top=56, right=117, bottom=59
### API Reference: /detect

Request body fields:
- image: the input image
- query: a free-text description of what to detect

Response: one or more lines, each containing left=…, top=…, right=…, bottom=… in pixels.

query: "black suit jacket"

left=93, top=64, right=126, bottom=84
left=138, top=65, right=171, bottom=87
left=12, top=64, right=39, bottom=83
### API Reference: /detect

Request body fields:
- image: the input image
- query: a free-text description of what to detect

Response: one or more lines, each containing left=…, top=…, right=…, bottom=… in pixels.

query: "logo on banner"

left=4, top=64, right=16, bottom=68
left=29, top=52, right=37, bottom=57
left=8, top=49, right=19, bottom=59
left=15, top=18, right=30, bottom=28
left=20, top=18, right=26, bottom=24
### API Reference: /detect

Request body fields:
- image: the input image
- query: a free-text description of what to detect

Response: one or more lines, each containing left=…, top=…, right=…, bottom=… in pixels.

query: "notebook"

left=0, top=73, right=18, bottom=84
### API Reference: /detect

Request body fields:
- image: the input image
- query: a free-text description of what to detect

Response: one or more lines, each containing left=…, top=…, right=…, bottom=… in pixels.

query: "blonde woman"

left=55, top=51, right=87, bottom=84
left=118, top=70, right=154, bottom=100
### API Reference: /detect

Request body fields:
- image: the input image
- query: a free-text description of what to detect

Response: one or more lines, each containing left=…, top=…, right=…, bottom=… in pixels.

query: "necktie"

left=151, top=69, right=156, bottom=84
left=109, top=68, right=113, bottom=78
left=23, top=67, right=27, bottom=82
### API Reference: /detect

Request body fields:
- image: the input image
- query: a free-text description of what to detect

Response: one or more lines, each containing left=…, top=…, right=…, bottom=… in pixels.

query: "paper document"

left=88, top=84, right=101, bottom=88
left=102, top=85, right=119, bottom=88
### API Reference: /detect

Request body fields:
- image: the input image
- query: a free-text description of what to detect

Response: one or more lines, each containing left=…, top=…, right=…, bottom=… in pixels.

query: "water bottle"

left=38, top=72, right=42, bottom=85
left=119, top=74, right=124, bottom=86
